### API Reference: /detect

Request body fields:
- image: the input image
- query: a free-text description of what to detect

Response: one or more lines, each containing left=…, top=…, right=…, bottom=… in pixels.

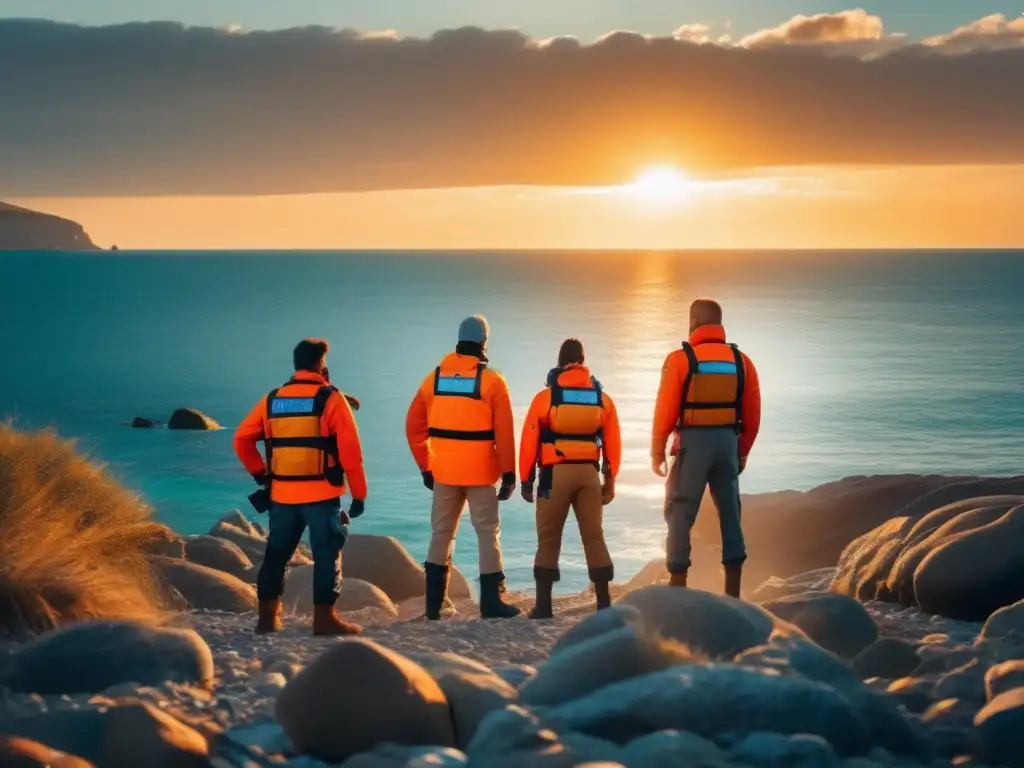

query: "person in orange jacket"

left=519, top=338, right=621, bottom=618
left=406, top=315, right=521, bottom=620
left=651, top=299, right=762, bottom=597
left=234, top=338, right=368, bottom=636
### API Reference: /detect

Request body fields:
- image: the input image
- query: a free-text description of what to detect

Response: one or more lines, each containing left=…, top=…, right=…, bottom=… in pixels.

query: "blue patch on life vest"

left=436, top=375, right=478, bottom=395
left=560, top=388, right=601, bottom=405
left=271, top=397, right=316, bottom=414
left=697, top=361, right=738, bottom=375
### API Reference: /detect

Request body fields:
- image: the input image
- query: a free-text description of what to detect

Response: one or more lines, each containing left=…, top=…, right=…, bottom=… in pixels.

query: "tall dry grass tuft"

left=0, top=422, right=176, bottom=636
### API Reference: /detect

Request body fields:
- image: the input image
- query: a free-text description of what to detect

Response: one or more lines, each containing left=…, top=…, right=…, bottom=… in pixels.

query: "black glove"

left=521, top=482, right=535, bottom=503
left=422, top=471, right=435, bottom=491
left=252, top=471, right=268, bottom=487
left=349, top=499, right=365, bottom=519
left=497, top=472, right=516, bottom=501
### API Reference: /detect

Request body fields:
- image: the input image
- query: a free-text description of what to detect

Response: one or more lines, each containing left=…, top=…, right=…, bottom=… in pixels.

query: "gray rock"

left=521, top=625, right=684, bottom=708
left=973, top=686, right=1024, bottom=768
left=622, top=730, right=727, bottom=767
left=986, top=660, right=1024, bottom=702
left=980, top=599, right=1024, bottom=643
left=184, top=535, right=255, bottom=581
left=548, top=663, right=873, bottom=756
left=5, top=621, right=214, bottom=695
left=854, top=638, right=922, bottom=680
left=920, top=698, right=975, bottom=758
left=467, top=705, right=561, bottom=758
left=762, top=591, right=878, bottom=659
left=0, top=709, right=107, bottom=763
left=933, top=659, right=988, bottom=704
left=491, top=664, right=536, bottom=689
left=282, top=567, right=396, bottom=618
left=550, top=605, right=642, bottom=656
left=406, top=652, right=517, bottom=749
left=615, top=586, right=780, bottom=659
left=884, top=679, right=937, bottom=716
left=341, top=744, right=469, bottom=767
left=102, top=701, right=209, bottom=767
left=729, top=732, right=840, bottom=768
left=150, top=556, right=258, bottom=613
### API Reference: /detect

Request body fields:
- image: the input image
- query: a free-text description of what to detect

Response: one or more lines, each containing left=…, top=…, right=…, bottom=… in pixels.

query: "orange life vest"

left=540, top=376, right=604, bottom=466
left=678, top=341, right=745, bottom=431
left=264, top=378, right=345, bottom=487
left=427, top=361, right=495, bottom=443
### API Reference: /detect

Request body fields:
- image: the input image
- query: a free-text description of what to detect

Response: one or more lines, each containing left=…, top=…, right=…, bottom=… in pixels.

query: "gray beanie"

left=458, top=314, right=490, bottom=345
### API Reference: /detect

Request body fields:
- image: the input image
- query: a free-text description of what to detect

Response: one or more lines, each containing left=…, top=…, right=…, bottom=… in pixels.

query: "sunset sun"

left=625, top=166, right=696, bottom=201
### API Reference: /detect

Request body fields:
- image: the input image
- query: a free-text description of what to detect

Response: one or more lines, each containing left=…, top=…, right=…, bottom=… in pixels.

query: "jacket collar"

left=689, top=324, right=727, bottom=346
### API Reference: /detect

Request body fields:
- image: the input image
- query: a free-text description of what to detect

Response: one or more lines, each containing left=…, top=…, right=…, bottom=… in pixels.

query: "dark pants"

left=256, top=497, right=347, bottom=606
left=664, top=429, right=746, bottom=574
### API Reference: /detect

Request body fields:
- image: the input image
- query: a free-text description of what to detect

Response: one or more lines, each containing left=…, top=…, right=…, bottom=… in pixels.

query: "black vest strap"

left=427, top=427, right=496, bottom=441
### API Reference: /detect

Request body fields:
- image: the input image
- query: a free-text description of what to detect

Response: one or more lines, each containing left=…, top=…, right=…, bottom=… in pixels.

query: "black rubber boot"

left=424, top=562, right=450, bottom=620
left=480, top=572, right=521, bottom=619
left=530, top=578, right=554, bottom=619
left=724, top=562, right=743, bottom=598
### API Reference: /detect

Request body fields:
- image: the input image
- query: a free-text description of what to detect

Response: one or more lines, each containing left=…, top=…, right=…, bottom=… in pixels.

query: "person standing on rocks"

left=406, top=314, right=521, bottom=620
left=651, top=299, right=761, bottom=597
left=234, top=337, right=368, bottom=636
left=518, top=338, right=622, bottom=618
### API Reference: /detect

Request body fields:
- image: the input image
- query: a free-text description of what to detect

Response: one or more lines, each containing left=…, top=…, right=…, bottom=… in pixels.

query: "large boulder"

left=615, top=586, right=783, bottom=659
left=150, top=556, right=257, bottom=614
left=980, top=599, right=1024, bottom=643
left=101, top=702, right=209, bottom=767
left=166, top=408, right=220, bottom=430
left=974, top=686, right=1024, bottom=768
left=208, top=518, right=312, bottom=568
left=183, top=535, right=254, bottom=582
left=0, top=736, right=94, bottom=767
left=3, top=621, right=213, bottom=694
left=281, top=566, right=397, bottom=618
left=0, top=710, right=107, bottom=764
left=405, top=652, right=517, bottom=748
left=694, top=474, right=1024, bottom=588
left=342, top=533, right=470, bottom=602
left=830, top=495, right=1024, bottom=621
left=853, top=638, right=922, bottom=680
left=761, top=591, right=877, bottom=659
left=276, top=638, right=455, bottom=763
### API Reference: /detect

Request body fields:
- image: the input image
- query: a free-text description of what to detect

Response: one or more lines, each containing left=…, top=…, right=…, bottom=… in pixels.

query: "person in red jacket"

left=234, top=338, right=368, bottom=636
left=651, top=299, right=761, bottom=597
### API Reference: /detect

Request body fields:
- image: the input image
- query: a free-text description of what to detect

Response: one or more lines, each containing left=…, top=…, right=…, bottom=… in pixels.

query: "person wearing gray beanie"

left=405, top=314, right=520, bottom=620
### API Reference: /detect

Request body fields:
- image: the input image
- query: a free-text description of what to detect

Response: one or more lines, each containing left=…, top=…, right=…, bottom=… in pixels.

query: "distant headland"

left=0, top=201, right=99, bottom=251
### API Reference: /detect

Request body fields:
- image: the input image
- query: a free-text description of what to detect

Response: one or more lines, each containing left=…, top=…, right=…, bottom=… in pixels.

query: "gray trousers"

left=664, top=428, right=746, bottom=574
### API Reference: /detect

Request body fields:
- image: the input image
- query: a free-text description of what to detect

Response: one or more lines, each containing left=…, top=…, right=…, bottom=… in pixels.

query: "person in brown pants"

left=519, top=339, right=622, bottom=618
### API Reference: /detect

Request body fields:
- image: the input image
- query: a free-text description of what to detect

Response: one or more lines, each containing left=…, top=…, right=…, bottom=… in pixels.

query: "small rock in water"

left=167, top=407, right=221, bottom=430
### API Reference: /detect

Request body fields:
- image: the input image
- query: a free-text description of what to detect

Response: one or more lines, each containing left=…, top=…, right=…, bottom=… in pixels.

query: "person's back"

left=520, top=338, right=622, bottom=617
left=651, top=299, right=761, bottom=596
left=405, top=315, right=520, bottom=620
left=233, top=338, right=368, bottom=635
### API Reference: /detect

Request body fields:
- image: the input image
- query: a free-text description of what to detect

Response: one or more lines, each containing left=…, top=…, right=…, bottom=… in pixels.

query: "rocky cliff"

left=0, top=201, right=99, bottom=250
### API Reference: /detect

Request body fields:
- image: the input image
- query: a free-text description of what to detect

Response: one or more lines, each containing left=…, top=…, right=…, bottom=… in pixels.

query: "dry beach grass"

left=0, top=423, right=172, bottom=636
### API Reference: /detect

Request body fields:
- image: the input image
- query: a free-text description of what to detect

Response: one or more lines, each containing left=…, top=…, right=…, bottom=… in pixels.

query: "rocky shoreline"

left=3, top=482, right=1024, bottom=766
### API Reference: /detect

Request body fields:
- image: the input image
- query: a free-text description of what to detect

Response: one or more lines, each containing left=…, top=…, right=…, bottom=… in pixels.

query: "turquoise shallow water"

left=2, top=249, right=1023, bottom=590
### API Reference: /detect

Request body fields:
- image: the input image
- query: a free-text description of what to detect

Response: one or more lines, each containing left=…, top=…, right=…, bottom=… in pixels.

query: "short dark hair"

left=558, top=338, right=585, bottom=367
left=293, top=338, right=329, bottom=372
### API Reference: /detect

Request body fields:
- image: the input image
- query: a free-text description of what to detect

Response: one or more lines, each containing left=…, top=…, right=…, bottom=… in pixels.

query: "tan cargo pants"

left=426, top=482, right=504, bottom=575
left=534, top=463, right=614, bottom=583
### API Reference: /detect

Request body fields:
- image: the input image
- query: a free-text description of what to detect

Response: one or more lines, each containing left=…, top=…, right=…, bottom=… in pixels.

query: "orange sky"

left=14, top=164, right=1024, bottom=250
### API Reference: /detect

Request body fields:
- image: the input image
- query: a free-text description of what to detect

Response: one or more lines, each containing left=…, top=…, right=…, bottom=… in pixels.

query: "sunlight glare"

left=625, top=166, right=696, bottom=202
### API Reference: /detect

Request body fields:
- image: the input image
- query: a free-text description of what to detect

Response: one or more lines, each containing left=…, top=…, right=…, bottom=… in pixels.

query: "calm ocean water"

left=2, top=250, right=1023, bottom=589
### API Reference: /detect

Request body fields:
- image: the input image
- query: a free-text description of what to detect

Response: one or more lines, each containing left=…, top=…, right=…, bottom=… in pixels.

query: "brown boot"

left=312, top=604, right=363, bottom=636
left=255, top=598, right=283, bottom=634
left=724, top=563, right=742, bottom=598
left=669, top=571, right=688, bottom=587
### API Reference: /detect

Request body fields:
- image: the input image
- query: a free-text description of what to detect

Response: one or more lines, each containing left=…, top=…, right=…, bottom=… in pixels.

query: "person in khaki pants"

left=519, top=339, right=622, bottom=618
left=405, top=315, right=520, bottom=620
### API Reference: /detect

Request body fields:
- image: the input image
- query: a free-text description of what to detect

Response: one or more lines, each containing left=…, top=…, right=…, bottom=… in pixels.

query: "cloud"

left=740, top=9, right=886, bottom=47
left=923, top=13, right=1024, bottom=54
left=673, top=24, right=712, bottom=44
left=1, top=15, right=1023, bottom=196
